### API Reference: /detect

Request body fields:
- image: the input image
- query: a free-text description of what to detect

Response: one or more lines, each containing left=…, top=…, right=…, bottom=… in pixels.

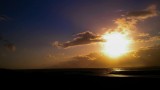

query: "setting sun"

left=102, top=32, right=132, bottom=58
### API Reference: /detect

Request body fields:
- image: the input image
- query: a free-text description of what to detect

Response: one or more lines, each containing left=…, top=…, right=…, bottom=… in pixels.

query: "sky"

left=0, top=0, right=160, bottom=69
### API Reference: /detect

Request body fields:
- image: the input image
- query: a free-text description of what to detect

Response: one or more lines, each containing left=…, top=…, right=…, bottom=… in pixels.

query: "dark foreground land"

left=0, top=68, right=160, bottom=87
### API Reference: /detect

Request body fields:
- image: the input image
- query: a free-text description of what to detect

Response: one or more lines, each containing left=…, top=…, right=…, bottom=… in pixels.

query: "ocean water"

left=102, top=67, right=160, bottom=78
left=41, top=68, right=160, bottom=78
left=1, top=67, right=160, bottom=78
left=52, top=67, right=160, bottom=78
left=1, top=67, right=160, bottom=87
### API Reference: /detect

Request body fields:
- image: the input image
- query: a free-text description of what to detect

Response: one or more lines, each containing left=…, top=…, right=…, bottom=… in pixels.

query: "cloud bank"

left=53, top=45, right=160, bottom=68
left=53, top=31, right=105, bottom=48
left=53, top=53, right=108, bottom=68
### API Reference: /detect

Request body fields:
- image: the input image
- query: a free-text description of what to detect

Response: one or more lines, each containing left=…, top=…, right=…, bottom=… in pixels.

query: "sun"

left=102, top=31, right=132, bottom=58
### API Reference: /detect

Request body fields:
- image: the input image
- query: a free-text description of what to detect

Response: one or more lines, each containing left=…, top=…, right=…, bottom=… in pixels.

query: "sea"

left=1, top=67, right=160, bottom=87
left=1, top=67, right=160, bottom=78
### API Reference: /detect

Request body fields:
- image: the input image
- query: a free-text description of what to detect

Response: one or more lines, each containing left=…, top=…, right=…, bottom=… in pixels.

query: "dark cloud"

left=0, top=15, right=9, bottom=22
left=0, top=36, right=16, bottom=52
left=4, top=43, right=16, bottom=52
left=126, top=5, right=158, bottom=20
left=0, top=15, right=15, bottom=52
left=53, top=31, right=105, bottom=48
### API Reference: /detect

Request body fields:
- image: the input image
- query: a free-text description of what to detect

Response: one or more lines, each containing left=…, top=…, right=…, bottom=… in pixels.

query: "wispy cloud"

left=115, top=5, right=158, bottom=32
left=53, top=31, right=105, bottom=48
left=126, top=5, right=158, bottom=20
left=114, top=5, right=160, bottom=46
left=73, top=53, right=98, bottom=61
left=0, top=15, right=16, bottom=52
left=53, top=53, right=108, bottom=68
left=0, top=15, right=9, bottom=22
left=136, top=33, right=160, bottom=43
left=0, top=36, right=16, bottom=52
left=4, top=43, right=16, bottom=52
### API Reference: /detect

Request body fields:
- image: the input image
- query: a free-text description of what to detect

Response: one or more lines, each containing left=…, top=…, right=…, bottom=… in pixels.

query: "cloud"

left=137, top=33, right=150, bottom=37
left=0, top=15, right=9, bottom=22
left=53, top=45, right=160, bottom=68
left=132, top=45, right=160, bottom=66
left=137, top=35, right=160, bottom=43
left=115, top=5, right=158, bottom=32
left=52, top=5, right=159, bottom=49
left=115, top=18, right=137, bottom=31
left=53, top=53, right=109, bottom=68
left=0, top=15, right=15, bottom=52
left=126, top=5, right=158, bottom=20
left=73, top=53, right=98, bottom=61
left=4, top=43, right=16, bottom=52
left=113, top=4, right=159, bottom=47
left=53, top=31, right=105, bottom=48
left=134, top=32, right=160, bottom=43
left=0, top=36, right=16, bottom=52
left=50, top=5, right=160, bottom=68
